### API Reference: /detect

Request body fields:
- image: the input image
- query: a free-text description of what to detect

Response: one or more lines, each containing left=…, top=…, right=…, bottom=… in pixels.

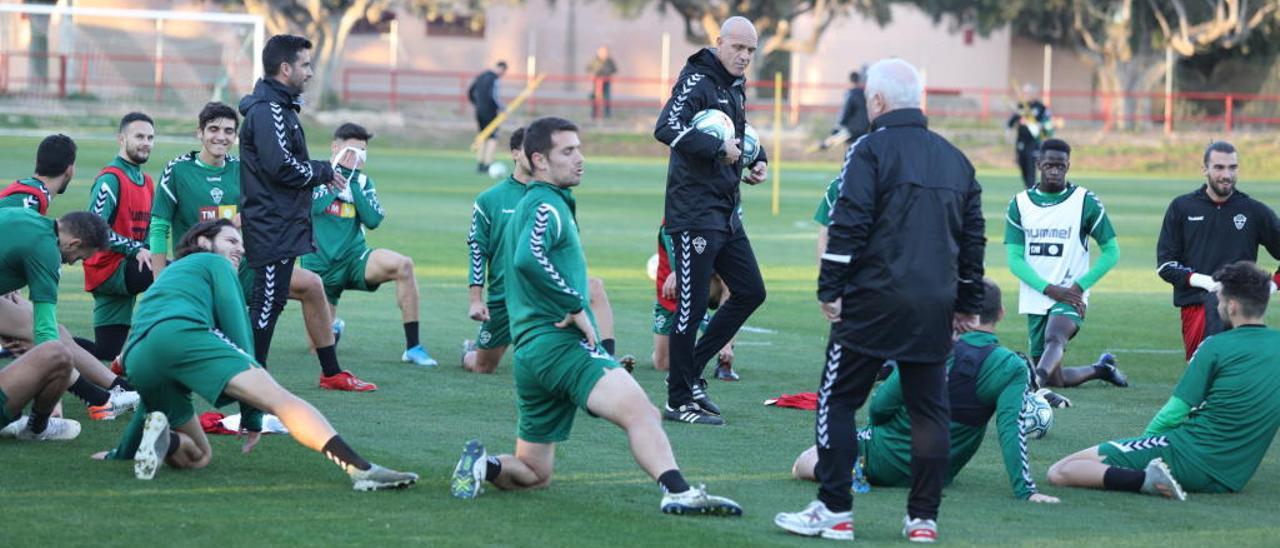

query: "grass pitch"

left=0, top=134, right=1278, bottom=547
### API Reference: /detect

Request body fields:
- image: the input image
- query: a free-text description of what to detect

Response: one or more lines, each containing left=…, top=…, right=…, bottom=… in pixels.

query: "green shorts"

left=1026, top=302, right=1084, bottom=359
left=513, top=329, right=619, bottom=444
left=1097, top=435, right=1229, bottom=493
left=476, top=301, right=511, bottom=350
left=122, top=320, right=259, bottom=427
left=652, top=302, right=674, bottom=335
left=0, top=387, right=13, bottom=428
left=92, top=266, right=136, bottom=327
left=312, top=249, right=379, bottom=306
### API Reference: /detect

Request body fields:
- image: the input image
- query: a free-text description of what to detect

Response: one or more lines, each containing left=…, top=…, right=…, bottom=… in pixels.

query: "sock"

left=1103, top=467, right=1145, bottom=492
left=657, top=469, right=690, bottom=494
left=601, top=338, right=616, bottom=355
left=322, top=435, right=372, bottom=473
left=110, top=376, right=134, bottom=391
left=68, top=376, right=110, bottom=406
left=73, top=336, right=98, bottom=355
left=404, top=321, right=420, bottom=349
left=28, top=411, right=50, bottom=434
left=316, top=346, right=343, bottom=377
left=484, top=456, right=502, bottom=481
left=166, top=432, right=181, bottom=458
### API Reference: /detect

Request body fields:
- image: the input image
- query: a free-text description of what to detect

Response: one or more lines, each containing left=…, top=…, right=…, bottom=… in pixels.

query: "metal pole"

left=1042, top=44, right=1052, bottom=107
left=154, top=18, right=163, bottom=103
left=660, top=32, right=670, bottom=105
left=389, top=19, right=398, bottom=68
left=252, top=19, right=265, bottom=81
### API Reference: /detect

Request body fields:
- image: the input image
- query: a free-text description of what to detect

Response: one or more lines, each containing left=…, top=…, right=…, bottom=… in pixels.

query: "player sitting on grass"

left=463, top=127, right=632, bottom=373
left=0, top=340, right=79, bottom=441
left=1047, top=261, right=1280, bottom=501
left=652, top=223, right=737, bottom=379
left=1005, top=138, right=1127, bottom=406
left=300, top=122, right=437, bottom=367
left=93, top=219, right=418, bottom=490
left=787, top=279, right=1059, bottom=504
left=450, top=117, right=740, bottom=515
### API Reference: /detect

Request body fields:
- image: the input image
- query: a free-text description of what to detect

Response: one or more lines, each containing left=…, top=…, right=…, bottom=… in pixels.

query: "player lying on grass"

left=1005, top=138, right=1127, bottom=406
left=788, top=279, right=1058, bottom=503
left=463, top=127, right=633, bottom=373
left=149, top=102, right=370, bottom=391
left=1047, top=261, right=1280, bottom=500
left=301, top=122, right=438, bottom=367
left=93, top=219, right=417, bottom=491
left=450, top=117, right=740, bottom=515
left=652, top=224, right=738, bottom=380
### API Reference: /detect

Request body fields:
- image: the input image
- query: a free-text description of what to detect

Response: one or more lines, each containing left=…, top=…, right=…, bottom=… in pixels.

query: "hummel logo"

left=1187, top=216, right=1204, bottom=221
left=502, top=209, right=515, bottom=214
left=717, top=99, right=729, bottom=104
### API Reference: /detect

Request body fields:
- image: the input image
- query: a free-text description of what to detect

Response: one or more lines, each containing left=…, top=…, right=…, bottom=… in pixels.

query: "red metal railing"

left=0, top=50, right=233, bottom=101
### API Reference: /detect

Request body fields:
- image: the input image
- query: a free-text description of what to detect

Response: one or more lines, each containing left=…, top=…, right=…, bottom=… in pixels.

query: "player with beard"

left=1157, top=141, right=1280, bottom=361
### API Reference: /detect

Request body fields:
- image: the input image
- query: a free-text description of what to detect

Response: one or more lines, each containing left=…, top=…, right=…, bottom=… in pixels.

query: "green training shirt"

left=1164, top=325, right=1280, bottom=492
left=866, top=331, right=1038, bottom=499
left=0, top=208, right=63, bottom=344
left=301, top=166, right=384, bottom=274
left=129, top=252, right=254, bottom=357
left=0, top=177, right=49, bottom=211
left=504, top=181, right=596, bottom=347
left=90, top=156, right=148, bottom=257
left=468, top=175, right=528, bottom=303
left=1004, top=183, right=1115, bottom=248
left=813, top=177, right=840, bottom=226
left=150, top=152, right=241, bottom=255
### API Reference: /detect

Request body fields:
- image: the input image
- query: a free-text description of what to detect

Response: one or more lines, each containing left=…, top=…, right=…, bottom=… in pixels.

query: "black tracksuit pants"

left=1016, top=141, right=1038, bottom=189
left=814, top=336, right=950, bottom=519
left=666, top=228, right=766, bottom=406
left=248, top=257, right=295, bottom=367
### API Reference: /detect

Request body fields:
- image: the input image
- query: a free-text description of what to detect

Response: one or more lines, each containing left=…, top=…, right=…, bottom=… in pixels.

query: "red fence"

left=0, top=50, right=241, bottom=104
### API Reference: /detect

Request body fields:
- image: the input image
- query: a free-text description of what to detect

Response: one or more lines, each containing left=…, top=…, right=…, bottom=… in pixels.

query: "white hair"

left=865, top=58, right=922, bottom=109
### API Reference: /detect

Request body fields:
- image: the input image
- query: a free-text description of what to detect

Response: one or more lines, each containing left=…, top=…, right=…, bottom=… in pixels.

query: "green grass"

left=2, top=134, right=1279, bottom=547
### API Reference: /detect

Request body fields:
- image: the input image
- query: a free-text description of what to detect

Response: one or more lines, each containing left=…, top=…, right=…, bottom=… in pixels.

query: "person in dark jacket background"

left=468, top=61, right=507, bottom=174
left=775, top=58, right=985, bottom=543
left=818, top=71, right=868, bottom=151
left=1156, top=141, right=1280, bottom=361
left=1007, top=84, right=1053, bottom=190
left=239, top=34, right=376, bottom=393
left=652, top=16, right=768, bottom=426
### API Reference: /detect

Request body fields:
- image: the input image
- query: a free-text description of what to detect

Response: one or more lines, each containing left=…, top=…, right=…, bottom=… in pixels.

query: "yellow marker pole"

left=771, top=71, right=782, bottom=216
left=472, top=73, right=547, bottom=149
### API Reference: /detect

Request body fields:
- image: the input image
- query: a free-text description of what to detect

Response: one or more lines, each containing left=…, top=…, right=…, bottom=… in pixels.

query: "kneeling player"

left=786, top=280, right=1057, bottom=507
left=301, top=123, right=437, bottom=366
left=1047, top=261, right=1280, bottom=500
left=94, top=220, right=417, bottom=490
left=450, top=117, right=739, bottom=514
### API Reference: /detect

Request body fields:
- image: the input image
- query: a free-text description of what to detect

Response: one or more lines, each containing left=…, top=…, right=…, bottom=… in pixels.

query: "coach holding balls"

left=775, top=58, right=986, bottom=542
left=652, top=16, right=768, bottom=427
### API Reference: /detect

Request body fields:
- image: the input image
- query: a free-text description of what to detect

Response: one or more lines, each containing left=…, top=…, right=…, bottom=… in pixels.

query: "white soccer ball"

left=646, top=253, right=660, bottom=281
left=691, top=109, right=735, bottom=143
left=741, top=124, right=760, bottom=166
left=1020, top=391, right=1055, bottom=440
left=487, top=162, right=509, bottom=179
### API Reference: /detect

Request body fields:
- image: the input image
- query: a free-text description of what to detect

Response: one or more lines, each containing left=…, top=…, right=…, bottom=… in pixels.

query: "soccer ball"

left=741, top=124, right=760, bottom=166
left=1020, top=391, right=1055, bottom=440
left=487, top=162, right=509, bottom=179
left=691, top=109, right=734, bottom=142
left=646, top=253, right=660, bottom=281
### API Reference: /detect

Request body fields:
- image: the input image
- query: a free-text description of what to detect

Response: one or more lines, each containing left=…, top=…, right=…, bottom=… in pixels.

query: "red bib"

left=0, top=180, right=50, bottom=215
left=83, top=166, right=153, bottom=291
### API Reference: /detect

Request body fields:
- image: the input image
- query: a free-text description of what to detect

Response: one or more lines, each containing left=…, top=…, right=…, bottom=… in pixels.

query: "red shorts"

left=1180, top=304, right=1207, bottom=362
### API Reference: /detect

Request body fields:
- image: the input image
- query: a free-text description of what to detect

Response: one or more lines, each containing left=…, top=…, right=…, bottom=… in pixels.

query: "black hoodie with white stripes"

left=238, top=78, right=334, bottom=268
left=653, top=48, right=766, bottom=233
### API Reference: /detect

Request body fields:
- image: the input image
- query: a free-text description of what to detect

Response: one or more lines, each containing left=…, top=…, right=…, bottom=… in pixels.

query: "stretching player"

left=94, top=219, right=418, bottom=490
left=463, top=128, right=631, bottom=373
left=450, top=117, right=741, bottom=515
left=791, top=279, right=1059, bottom=503
left=1049, top=261, right=1280, bottom=500
left=652, top=224, right=737, bottom=380
left=1005, top=139, right=1127, bottom=404
left=83, top=112, right=158, bottom=361
left=301, top=123, right=437, bottom=366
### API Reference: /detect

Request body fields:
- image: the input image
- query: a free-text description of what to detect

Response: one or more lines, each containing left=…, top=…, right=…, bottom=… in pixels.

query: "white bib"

left=1015, top=188, right=1091, bottom=315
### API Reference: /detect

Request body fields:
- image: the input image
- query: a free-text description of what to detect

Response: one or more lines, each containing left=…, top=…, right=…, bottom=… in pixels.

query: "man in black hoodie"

left=239, top=34, right=376, bottom=392
left=652, top=16, right=768, bottom=426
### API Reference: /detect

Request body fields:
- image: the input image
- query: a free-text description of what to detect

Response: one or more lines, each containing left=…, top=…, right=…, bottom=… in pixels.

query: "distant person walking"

left=469, top=61, right=507, bottom=174
left=819, top=71, right=868, bottom=151
left=588, top=47, right=618, bottom=119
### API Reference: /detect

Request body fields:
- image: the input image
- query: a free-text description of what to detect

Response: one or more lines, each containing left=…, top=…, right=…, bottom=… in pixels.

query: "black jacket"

left=818, top=108, right=985, bottom=362
left=468, top=70, right=501, bottom=114
left=238, top=78, right=333, bottom=268
left=653, top=48, right=767, bottom=233
left=1157, top=186, right=1280, bottom=306
left=835, top=87, right=868, bottom=140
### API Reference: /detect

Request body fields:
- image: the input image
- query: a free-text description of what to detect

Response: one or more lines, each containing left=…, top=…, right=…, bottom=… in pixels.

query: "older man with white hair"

left=775, top=58, right=986, bottom=543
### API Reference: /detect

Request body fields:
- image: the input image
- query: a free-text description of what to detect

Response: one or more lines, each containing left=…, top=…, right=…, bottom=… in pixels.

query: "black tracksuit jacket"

left=1157, top=186, right=1280, bottom=306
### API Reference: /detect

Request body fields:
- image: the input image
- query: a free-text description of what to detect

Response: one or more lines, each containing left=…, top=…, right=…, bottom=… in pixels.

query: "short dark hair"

left=978, top=278, right=1002, bottom=325
left=118, top=112, right=154, bottom=133
left=198, top=102, right=238, bottom=131
left=495, top=61, right=508, bottom=71
left=175, top=219, right=236, bottom=259
left=58, top=211, right=109, bottom=251
left=333, top=122, right=374, bottom=142
left=509, top=127, right=526, bottom=151
left=1214, top=261, right=1270, bottom=318
left=1203, top=141, right=1237, bottom=166
left=35, top=134, right=76, bottom=177
left=523, top=117, right=579, bottom=169
left=263, top=34, right=313, bottom=77
left=849, top=71, right=861, bottom=84
left=1039, top=138, right=1071, bottom=157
